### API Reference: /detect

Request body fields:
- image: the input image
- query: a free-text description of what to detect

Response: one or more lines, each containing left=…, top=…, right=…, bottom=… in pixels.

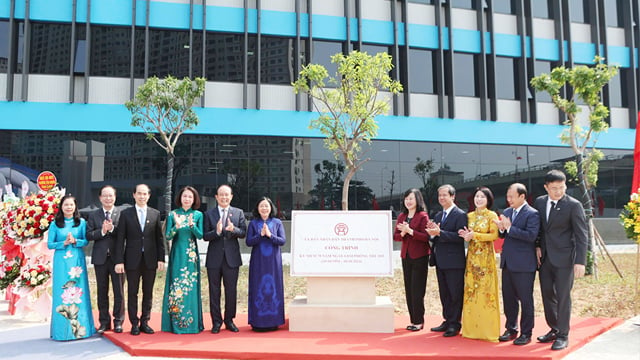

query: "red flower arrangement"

left=0, top=256, right=21, bottom=290
left=18, top=263, right=51, bottom=288
left=9, top=190, right=61, bottom=243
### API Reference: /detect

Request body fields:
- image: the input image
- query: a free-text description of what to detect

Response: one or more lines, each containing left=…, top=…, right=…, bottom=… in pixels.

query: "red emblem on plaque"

left=37, top=171, right=57, bottom=191
left=334, top=223, right=349, bottom=236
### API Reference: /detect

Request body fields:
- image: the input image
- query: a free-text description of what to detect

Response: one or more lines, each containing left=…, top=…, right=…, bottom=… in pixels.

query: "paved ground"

left=2, top=245, right=639, bottom=360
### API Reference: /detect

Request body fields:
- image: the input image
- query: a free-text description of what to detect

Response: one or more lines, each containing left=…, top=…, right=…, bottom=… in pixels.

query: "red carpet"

left=104, top=314, right=622, bottom=360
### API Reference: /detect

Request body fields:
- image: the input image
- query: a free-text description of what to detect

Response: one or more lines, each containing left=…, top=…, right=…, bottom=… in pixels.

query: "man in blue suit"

left=426, top=184, right=467, bottom=337
left=494, top=183, right=540, bottom=345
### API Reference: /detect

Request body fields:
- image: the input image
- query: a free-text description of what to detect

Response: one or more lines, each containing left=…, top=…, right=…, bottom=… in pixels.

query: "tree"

left=125, top=76, right=206, bottom=215
left=293, top=51, right=403, bottom=210
left=530, top=56, right=618, bottom=275
left=307, top=160, right=374, bottom=210
left=414, top=157, right=437, bottom=210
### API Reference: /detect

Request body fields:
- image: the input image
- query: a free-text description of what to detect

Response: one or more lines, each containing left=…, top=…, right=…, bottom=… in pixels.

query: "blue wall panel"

left=407, top=24, right=439, bottom=49
left=533, top=38, right=560, bottom=61
left=360, top=19, right=394, bottom=45
left=312, top=14, right=346, bottom=40
left=0, top=102, right=633, bottom=150
left=493, top=33, right=521, bottom=57
left=262, top=9, right=297, bottom=37
left=452, top=29, right=481, bottom=53
left=608, top=45, right=631, bottom=68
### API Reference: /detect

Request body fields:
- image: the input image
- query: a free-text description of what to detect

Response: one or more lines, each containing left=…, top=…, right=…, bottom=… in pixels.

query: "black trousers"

left=435, top=267, right=464, bottom=330
left=401, top=255, right=429, bottom=325
left=539, top=261, right=575, bottom=338
left=502, top=267, right=536, bottom=336
left=94, top=256, right=125, bottom=326
left=125, top=259, right=157, bottom=327
left=207, top=256, right=239, bottom=326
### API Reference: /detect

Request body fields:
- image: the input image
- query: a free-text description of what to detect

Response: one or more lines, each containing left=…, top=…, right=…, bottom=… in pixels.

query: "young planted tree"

left=530, top=56, right=618, bottom=274
left=125, top=76, right=206, bottom=215
left=292, top=51, right=403, bottom=210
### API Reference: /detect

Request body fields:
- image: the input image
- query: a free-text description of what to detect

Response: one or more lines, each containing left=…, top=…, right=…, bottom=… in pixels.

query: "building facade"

left=0, top=0, right=637, bottom=217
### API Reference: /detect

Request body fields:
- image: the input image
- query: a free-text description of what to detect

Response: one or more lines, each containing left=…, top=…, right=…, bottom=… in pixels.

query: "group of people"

left=394, top=170, right=588, bottom=351
left=47, top=183, right=286, bottom=341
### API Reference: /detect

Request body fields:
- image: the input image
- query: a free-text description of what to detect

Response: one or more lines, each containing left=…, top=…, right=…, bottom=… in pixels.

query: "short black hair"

left=510, top=183, right=527, bottom=197
left=544, top=169, right=566, bottom=184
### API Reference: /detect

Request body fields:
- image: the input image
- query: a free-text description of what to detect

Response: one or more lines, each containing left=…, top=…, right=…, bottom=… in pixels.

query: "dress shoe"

left=407, top=323, right=424, bottom=331
left=140, top=324, right=155, bottom=334
left=551, top=338, right=568, bottom=350
left=443, top=327, right=460, bottom=337
left=513, top=334, right=532, bottom=345
left=498, top=329, right=518, bottom=342
left=114, top=324, right=123, bottom=333
left=537, top=329, right=558, bottom=343
left=130, top=326, right=140, bottom=336
left=211, top=323, right=222, bottom=334
left=96, top=324, right=111, bottom=334
left=225, top=321, right=240, bottom=332
left=430, top=322, right=448, bottom=332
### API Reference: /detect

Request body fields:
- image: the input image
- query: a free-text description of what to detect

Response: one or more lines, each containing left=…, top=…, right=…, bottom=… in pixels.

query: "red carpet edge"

left=103, top=314, right=623, bottom=360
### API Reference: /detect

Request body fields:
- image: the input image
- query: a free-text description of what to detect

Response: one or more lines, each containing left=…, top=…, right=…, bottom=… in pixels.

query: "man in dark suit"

left=114, top=184, right=165, bottom=336
left=203, top=184, right=247, bottom=333
left=86, top=185, right=125, bottom=334
left=494, top=183, right=540, bottom=345
left=534, top=170, right=588, bottom=350
left=425, top=184, right=467, bottom=337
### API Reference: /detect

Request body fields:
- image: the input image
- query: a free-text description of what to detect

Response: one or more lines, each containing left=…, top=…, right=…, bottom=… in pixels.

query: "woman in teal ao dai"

left=246, top=196, right=286, bottom=332
left=48, top=195, right=96, bottom=341
left=161, top=186, right=204, bottom=333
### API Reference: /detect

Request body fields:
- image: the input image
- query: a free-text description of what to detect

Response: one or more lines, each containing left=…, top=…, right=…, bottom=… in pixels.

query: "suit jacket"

left=393, top=211, right=430, bottom=259
left=430, top=206, right=467, bottom=269
left=534, top=194, right=588, bottom=268
left=86, top=207, right=121, bottom=265
left=499, top=203, right=540, bottom=272
left=203, top=206, right=247, bottom=268
left=114, top=206, right=165, bottom=270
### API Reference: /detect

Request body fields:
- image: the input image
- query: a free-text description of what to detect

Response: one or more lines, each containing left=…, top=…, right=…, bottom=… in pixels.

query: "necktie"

left=221, top=208, right=227, bottom=228
left=512, top=210, right=518, bottom=222
left=105, top=211, right=111, bottom=221
left=138, top=208, right=145, bottom=230
left=548, top=201, right=556, bottom=221
left=441, top=211, right=447, bottom=224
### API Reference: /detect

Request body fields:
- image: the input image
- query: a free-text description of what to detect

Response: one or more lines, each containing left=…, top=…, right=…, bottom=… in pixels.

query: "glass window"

left=495, top=56, right=516, bottom=100
left=90, top=26, right=131, bottom=78
left=608, top=67, right=629, bottom=108
left=0, top=20, right=9, bottom=70
left=408, top=48, right=435, bottom=94
left=532, top=60, right=552, bottom=102
left=259, top=36, right=294, bottom=85
left=570, top=0, right=589, bottom=23
left=450, top=0, right=475, bottom=10
left=147, top=28, right=191, bottom=78
left=29, top=22, right=72, bottom=75
left=493, top=0, right=517, bottom=15
left=192, top=31, right=204, bottom=78
left=133, top=28, right=145, bottom=78
left=312, top=40, right=342, bottom=79
left=205, top=32, right=247, bottom=83
left=453, top=52, right=477, bottom=97
left=532, top=0, right=551, bottom=19
left=605, top=2, right=623, bottom=27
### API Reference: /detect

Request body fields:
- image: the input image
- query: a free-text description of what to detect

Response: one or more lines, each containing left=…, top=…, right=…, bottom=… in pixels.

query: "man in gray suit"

left=203, top=184, right=247, bottom=333
left=534, top=170, right=588, bottom=350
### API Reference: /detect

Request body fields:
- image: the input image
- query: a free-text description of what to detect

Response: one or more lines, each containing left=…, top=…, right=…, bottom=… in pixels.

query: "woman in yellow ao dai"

left=459, top=186, right=500, bottom=342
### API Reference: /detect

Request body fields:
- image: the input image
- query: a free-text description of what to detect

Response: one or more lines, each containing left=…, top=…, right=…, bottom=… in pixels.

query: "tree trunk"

left=576, top=153, right=595, bottom=275
left=342, top=168, right=356, bottom=211
left=165, top=154, right=174, bottom=216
